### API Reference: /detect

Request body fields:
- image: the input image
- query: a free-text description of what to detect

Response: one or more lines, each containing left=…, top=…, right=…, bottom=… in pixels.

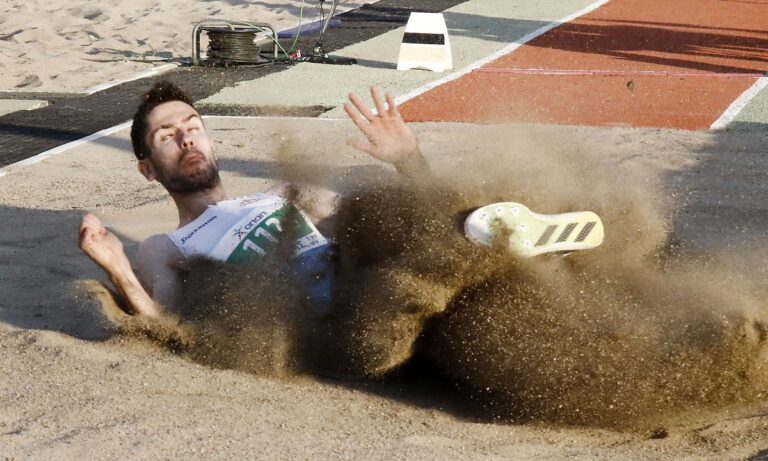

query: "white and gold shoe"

left=464, top=202, right=604, bottom=257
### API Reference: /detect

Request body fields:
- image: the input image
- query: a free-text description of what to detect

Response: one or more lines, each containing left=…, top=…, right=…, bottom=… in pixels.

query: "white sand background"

left=0, top=0, right=374, bottom=93
left=1, top=117, right=767, bottom=459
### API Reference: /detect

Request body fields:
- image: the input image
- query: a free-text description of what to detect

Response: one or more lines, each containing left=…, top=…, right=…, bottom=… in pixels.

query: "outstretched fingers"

left=347, top=92, right=376, bottom=121
left=370, top=86, right=387, bottom=116
left=344, top=100, right=374, bottom=140
left=345, top=87, right=413, bottom=162
left=385, top=92, right=401, bottom=118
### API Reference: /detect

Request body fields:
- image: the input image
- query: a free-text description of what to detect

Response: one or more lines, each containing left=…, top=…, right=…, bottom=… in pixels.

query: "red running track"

left=399, top=0, right=768, bottom=130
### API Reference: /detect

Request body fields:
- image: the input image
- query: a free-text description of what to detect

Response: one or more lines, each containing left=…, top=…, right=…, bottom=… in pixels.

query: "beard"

left=155, top=148, right=222, bottom=194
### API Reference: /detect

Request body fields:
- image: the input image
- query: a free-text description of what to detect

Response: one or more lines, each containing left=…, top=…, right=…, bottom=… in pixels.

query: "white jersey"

left=167, top=193, right=329, bottom=264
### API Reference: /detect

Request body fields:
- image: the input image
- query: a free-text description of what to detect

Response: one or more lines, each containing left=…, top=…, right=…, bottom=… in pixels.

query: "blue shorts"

left=291, top=243, right=336, bottom=316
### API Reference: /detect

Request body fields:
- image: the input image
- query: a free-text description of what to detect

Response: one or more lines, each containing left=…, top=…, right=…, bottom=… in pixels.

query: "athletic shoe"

left=464, top=202, right=604, bottom=257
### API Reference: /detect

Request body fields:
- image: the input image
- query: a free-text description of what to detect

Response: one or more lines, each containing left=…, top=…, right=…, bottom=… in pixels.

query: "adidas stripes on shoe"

left=464, top=202, right=604, bottom=257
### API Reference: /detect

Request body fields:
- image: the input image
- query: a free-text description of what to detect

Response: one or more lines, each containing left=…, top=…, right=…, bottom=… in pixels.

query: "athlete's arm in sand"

left=135, top=233, right=185, bottom=312
left=344, top=86, right=430, bottom=180
left=79, top=213, right=170, bottom=318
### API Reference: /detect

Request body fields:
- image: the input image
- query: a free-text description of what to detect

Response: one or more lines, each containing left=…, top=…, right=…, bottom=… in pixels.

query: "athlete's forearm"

left=106, top=261, right=164, bottom=318
left=394, top=147, right=431, bottom=182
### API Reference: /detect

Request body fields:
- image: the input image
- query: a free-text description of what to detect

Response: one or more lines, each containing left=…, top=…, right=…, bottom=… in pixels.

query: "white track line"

left=0, top=115, right=348, bottom=179
left=205, top=115, right=344, bottom=121
left=710, top=76, right=768, bottom=130
left=0, top=64, right=177, bottom=98
left=475, top=68, right=764, bottom=78
left=84, top=63, right=178, bottom=95
left=395, top=0, right=612, bottom=105
left=0, top=121, right=132, bottom=178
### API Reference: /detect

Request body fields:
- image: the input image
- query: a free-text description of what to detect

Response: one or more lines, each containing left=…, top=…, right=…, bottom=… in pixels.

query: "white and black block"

left=397, top=12, right=452, bottom=72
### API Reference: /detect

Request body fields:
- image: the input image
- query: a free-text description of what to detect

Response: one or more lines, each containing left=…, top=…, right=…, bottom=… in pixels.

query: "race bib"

left=208, top=203, right=328, bottom=264
left=168, top=193, right=329, bottom=265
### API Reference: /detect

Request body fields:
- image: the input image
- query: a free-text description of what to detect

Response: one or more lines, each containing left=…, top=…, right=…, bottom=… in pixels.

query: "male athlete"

left=78, top=81, right=604, bottom=319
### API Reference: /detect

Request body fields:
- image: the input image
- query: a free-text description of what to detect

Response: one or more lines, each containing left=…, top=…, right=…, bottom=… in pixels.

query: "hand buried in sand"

left=344, top=86, right=419, bottom=165
left=78, top=213, right=129, bottom=273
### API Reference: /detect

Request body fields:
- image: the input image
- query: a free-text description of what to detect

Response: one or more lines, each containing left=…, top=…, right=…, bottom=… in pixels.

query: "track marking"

left=0, top=121, right=132, bottom=178
left=84, top=63, right=178, bottom=95
left=0, top=116, right=347, bottom=178
left=475, top=68, right=765, bottom=78
left=204, top=116, right=345, bottom=121
left=710, top=76, right=768, bottom=130
left=395, top=0, right=612, bottom=105
left=0, top=64, right=178, bottom=98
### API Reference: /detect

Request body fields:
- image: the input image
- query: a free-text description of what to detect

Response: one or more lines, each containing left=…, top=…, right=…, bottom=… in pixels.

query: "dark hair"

left=130, top=80, right=195, bottom=160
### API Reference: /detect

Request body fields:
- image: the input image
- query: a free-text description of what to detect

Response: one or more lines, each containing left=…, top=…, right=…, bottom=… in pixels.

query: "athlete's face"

left=140, top=100, right=220, bottom=194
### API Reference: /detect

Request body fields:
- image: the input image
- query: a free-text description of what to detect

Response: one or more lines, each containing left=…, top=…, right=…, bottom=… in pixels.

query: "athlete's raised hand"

left=344, top=86, right=419, bottom=165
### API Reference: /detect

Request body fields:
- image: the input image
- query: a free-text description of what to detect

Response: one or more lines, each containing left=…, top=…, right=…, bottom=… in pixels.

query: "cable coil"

left=206, top=27, right=265, bottom=64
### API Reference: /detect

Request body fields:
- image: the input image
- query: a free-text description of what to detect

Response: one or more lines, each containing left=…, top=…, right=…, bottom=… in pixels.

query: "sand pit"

left=0, top=0, right=374, bottom=93
left=1, top=116, right=768, bottom=458
left=3, top=0, right=768, bottom=457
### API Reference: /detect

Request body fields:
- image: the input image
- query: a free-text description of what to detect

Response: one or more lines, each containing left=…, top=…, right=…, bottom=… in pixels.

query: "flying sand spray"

left=105, top=134, right=768, bottom=429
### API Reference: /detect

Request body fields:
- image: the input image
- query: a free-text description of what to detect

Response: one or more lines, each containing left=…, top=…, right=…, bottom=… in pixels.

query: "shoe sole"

left=464, top=202, right=604, bottom=257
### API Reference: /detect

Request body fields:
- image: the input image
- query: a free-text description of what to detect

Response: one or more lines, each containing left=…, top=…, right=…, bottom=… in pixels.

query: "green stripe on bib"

left=226, top=205, right=314, bottom=264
